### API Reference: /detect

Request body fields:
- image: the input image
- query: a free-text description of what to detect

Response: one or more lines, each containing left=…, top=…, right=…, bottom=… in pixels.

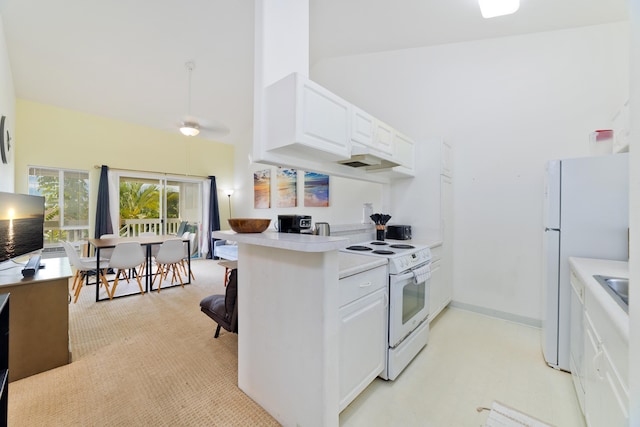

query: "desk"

left=87, top=235, right=191, bottom=301
left=0, top=257, right=71, bottom=381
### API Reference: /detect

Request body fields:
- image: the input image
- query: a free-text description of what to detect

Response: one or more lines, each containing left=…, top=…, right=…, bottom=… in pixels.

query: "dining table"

left=86, top=234, right=192, bottom=301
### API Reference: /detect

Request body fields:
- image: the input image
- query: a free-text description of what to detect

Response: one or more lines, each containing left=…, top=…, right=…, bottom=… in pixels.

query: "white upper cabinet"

left=265, top=73, right=351, bottom=161
left=261, top=72, right=417, bottom=181
left=351, top=106, right=375, bottom=148
left=392, top=130, right=415, bottom=172
left=373, top=120, right=394, bottom=156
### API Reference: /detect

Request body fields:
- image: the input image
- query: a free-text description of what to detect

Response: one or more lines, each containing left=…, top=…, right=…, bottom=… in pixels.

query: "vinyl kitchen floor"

left=339, top=307, right=585, bottom=427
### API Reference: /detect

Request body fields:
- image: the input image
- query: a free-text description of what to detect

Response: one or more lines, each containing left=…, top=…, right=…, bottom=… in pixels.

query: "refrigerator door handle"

left=545, top=228, right=560, bottom=232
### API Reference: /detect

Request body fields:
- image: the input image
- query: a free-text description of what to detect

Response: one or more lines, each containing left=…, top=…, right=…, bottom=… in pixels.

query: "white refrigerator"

left=542, top=153, right=628, bottom=371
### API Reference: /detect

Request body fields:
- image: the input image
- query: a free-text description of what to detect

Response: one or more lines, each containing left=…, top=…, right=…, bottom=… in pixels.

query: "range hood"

left=337, top=148, right=401, bottom=170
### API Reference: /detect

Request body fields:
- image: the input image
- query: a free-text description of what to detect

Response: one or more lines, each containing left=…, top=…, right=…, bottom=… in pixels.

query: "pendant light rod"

left=185, top=61, right=195, bottom=115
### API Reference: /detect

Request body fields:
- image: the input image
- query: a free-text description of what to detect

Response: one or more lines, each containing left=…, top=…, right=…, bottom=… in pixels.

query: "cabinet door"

left=440, top=175, right=453, bottom=306
left=428, top=258, right=443, bottom=323
left=351, top=106, right=375, bottom=147
left=373, top=120, right=394, bottom=156
left=339, top=288, right=387, bottom=411
left=600, top=349, right=629, bottom=426
left=392, top=131, right=415, bottom=171
left=569, top=270, right=585, bottom=413
left=441, top=141, right=453, bottom=177
left=299, top=79, right=351, bottom=159
left=584, top=311, right=606, bottom=427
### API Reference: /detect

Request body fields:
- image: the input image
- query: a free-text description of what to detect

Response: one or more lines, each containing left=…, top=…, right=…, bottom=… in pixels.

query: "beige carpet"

left=8, top=259, right=279, bottom=426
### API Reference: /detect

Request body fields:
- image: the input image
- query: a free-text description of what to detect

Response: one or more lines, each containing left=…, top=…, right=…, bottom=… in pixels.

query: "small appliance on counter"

left=386, top=225, right=412, bottom=241
left=277, top=215, right=312, bottom=233
left=313, top=222, right=330, bottom=236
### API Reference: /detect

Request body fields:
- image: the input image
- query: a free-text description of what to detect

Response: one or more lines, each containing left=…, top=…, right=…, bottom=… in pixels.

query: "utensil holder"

left=376, top=226, right=385, bottom=241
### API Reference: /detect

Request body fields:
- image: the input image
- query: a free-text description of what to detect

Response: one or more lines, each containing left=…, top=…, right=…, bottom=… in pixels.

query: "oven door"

left=388, top=265, right=430, bottom=348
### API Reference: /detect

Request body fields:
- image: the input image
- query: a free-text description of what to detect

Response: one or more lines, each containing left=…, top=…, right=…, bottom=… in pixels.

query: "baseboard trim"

left=448, top=301, right=542, bottom=329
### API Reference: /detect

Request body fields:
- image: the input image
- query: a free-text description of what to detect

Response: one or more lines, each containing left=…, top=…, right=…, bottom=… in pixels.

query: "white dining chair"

left=153, top=238, right=186, bottom=292
left=62, top=241, right=111, bottom=303
left=139, top=231, right=160, bottom=257
left=180, top=231, right=196, bottom=281
left=99, top=233, right=117, bottom=262
left=108, top=242, right=146, bottom=299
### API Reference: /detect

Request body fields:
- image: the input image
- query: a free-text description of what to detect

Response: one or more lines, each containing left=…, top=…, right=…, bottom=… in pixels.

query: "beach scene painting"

left=304, top=172, right=329, bottom=207
left=277, top=168, right=297, bottom=208
left=254, top=169, right=271, bottom=209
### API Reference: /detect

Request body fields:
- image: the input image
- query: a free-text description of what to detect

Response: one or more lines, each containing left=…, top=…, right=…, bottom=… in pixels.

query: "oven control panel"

left=389, top=249, right=431, bottom=274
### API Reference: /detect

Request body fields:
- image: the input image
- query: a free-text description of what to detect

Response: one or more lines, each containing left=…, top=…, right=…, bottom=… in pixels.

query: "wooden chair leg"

left=99, top=270, right=111, bottom=297
left=214, top=324, right=222, bottom=338
left=180, top=259, right=195, bottom=281
left=134, top=273, right=145, bottom=295
left=110, top=272, right=121, bottom=300
left=172, top=264, right=184, bottom=287
left=71, top=271, right=81, bottom=291
left=154, top=264, right=165, bottom=291
left=73, top=276, right=84, bottom=303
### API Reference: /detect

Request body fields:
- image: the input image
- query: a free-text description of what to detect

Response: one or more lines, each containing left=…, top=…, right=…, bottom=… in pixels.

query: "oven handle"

left=394, top=265, right=431, bottom=285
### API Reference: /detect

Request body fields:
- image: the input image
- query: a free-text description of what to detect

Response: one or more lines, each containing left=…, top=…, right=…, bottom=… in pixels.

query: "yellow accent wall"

left=14, top=99, right=234, bottom=233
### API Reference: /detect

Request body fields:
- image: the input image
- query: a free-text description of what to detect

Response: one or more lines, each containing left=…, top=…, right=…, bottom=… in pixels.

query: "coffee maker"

left=277, top=215, right=312, bottom=233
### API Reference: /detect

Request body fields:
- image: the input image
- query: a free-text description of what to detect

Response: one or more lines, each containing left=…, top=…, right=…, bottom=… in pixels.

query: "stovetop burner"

left=346, top=245, right=373, bottom=251
left=389, top=244, right=414, bottom=249
left=370, top=241, right=389, bottom=246
left=372, top=250, right=395, bottom=255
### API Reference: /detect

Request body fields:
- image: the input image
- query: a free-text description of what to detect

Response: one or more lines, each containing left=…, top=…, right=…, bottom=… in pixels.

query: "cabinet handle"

left=593, top=346, right=605, bottom=380
left=359, top=281, right=372, bottom=288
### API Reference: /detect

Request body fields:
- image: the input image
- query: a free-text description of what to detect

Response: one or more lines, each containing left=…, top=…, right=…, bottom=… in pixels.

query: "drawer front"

left=430, top=244, right=443, bottom=262
left=340, top=265, right=387, bottom=307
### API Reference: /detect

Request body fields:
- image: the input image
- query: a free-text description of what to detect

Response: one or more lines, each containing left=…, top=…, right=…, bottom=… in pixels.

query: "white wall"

left=234, top=128, right=384, bottom=228
left=312, top=22, right=630, bottom=321
left=0, top=14, right=15, bottom=191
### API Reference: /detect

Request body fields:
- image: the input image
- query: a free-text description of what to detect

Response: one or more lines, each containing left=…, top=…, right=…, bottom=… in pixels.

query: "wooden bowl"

left=228, top=218, right=271, bottom=233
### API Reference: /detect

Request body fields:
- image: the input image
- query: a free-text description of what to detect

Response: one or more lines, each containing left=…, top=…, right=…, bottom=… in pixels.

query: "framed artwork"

left=277, top=168, right=297, bottom=208
left=254, top=169, right=271, bottom=209
left=304, top=172, right=329, bottom=207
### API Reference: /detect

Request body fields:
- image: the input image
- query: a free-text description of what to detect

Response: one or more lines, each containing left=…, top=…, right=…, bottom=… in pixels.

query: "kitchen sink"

left=593, top=275, right=629, bottom=310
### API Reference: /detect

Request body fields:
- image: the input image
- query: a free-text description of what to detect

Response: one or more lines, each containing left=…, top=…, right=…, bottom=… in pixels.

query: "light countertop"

left=569, top=257, right=628, bottom=341
left=213, top=230, right=349, bottom=252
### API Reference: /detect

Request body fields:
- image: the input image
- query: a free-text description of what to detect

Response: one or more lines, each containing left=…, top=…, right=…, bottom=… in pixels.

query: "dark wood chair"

left=199, top=269, right=238, bottom=338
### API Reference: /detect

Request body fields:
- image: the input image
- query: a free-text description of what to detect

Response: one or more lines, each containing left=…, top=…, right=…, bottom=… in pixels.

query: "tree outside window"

left=28, top=167, right=89, bottom=244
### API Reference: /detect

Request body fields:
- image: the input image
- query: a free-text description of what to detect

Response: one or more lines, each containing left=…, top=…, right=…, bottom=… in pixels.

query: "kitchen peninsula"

left=212, top=230, right=378, bottom=426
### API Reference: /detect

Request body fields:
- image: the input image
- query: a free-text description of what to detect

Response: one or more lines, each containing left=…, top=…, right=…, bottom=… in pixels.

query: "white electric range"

left=342, top=240, right=431, bottom=380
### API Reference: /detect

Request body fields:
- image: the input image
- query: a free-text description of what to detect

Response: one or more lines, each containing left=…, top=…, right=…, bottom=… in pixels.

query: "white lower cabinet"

left=428, top=245, right=451, bottom=323
left=338, top=266, right=387, bottom=412
left=569, top=269, right=585, bottom=412
left=571, top=269, right=629, bottom=427
left=583, top=311, right=628, bottom=427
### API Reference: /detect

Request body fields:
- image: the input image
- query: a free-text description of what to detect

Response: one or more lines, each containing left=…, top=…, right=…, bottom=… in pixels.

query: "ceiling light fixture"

left=180, top=61, right=200, bottom=137
left=478, top=0, right=520, bottom=18
left=180, top=122, right=200, bottom=136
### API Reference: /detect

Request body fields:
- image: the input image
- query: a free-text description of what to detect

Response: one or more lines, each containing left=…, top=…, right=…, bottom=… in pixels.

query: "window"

left=28, top=167, right=90, bottom=245
left=116, top=173, right=202, bottom=239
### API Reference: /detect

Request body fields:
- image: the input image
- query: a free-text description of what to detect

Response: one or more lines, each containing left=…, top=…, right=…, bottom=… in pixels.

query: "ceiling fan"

left=178, top=61, right=230, bottom=138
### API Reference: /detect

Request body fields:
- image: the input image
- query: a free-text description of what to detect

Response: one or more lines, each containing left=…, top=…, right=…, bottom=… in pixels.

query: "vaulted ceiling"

left=0, top=0, right=628, bottom=144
